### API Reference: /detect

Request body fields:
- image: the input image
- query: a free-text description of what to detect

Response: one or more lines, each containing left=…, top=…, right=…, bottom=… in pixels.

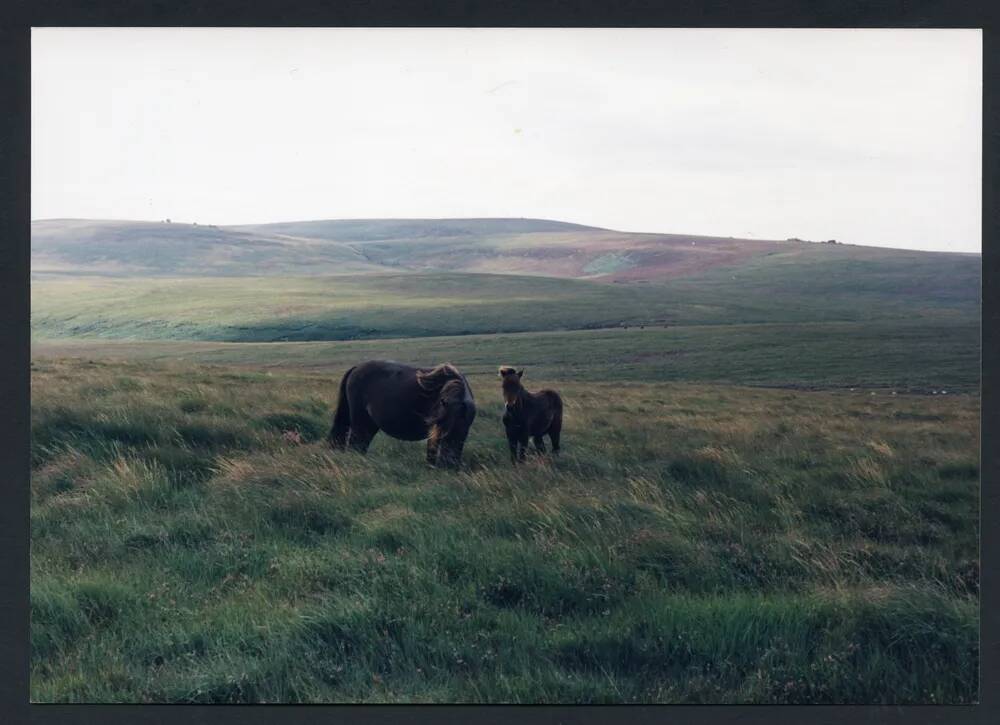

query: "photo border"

left=2, top=2, right=996, bottom=724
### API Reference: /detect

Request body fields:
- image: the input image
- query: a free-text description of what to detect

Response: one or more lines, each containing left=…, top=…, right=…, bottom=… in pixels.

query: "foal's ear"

left=517, top=369, right=524, bottom=378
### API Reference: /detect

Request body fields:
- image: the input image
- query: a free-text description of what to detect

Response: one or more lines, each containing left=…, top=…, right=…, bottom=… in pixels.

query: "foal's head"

left=498, top=366, right=524, bottom=406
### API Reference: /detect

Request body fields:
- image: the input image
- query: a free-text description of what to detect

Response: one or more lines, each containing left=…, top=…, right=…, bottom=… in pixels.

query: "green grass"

left=672, top=240, right=979, bottom=309
left=32, top=319, right=981, bottom=393
left=31, top=244, right=980, bottom=342
left=30, top=351, right=979, bottom=703
left=29, top=227, right=981, bottom=702
left=31, top=273, right=685, bottom=341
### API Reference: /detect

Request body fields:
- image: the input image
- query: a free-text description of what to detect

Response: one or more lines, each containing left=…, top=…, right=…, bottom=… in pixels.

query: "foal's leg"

left=548, top=417, right=562, bottom=455
left=506, top=427, right=520, bottom=464
left=518, top=434, right=530, bottom=462
left=532, top=434, right=546, bottom=454
left=426, top=436, right=439, bottom=465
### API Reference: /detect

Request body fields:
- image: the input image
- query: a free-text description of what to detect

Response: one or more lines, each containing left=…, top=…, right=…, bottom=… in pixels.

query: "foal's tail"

left=327, top=366, right=355, bottom=449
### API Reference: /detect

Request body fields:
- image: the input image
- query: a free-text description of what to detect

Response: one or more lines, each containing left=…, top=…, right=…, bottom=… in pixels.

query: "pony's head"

left=498, top=366, right=524, bottom=406
left=419, top=364, right=476, bottom=468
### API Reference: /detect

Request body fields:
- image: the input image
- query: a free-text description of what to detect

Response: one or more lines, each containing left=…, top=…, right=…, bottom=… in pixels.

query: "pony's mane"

left=416, top=363, right=463, bottom=394
left=421, top=367, right=470, bottom=431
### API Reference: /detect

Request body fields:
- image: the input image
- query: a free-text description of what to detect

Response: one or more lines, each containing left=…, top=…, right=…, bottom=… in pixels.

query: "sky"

left=32, top=28, right=981, bottom=252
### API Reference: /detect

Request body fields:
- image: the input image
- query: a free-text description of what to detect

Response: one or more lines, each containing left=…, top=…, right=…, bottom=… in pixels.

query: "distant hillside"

left=31, top=219, right=381, bottom=277
left=30, top=216, right=980, bottom=343
left=34, top=217, right=979, bottom=286
left=226, top=217, right=603, bottom=241
left=32, top=217, right=809, bottom=281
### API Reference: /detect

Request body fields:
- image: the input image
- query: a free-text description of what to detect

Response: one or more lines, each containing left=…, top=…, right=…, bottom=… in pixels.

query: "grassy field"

left=30, top=339, right=979, bottom=703
left=31, top=273, right=691, bottom=342
left=31, top=250, right=979, bottom=342
left=29, top=217, right=981, bottom=703
left=31, top=319, right=981, bottom=393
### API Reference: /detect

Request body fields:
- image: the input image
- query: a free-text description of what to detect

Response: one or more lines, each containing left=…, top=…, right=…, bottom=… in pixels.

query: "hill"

left=30, top=217, right=980, bottom=343
left=32, top=217, right=890, bottom=282
left=30, top=219, right=382, bottom=278
left=225, top=217, right=603, bottom=241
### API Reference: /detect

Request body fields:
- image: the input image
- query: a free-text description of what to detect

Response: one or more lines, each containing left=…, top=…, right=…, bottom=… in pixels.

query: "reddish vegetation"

left=31, top=218, right=801, bottom=283
left=462, top=232, right=790, bottom=282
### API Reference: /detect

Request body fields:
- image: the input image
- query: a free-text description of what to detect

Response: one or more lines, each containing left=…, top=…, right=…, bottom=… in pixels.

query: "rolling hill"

left=30, top=217, right=980, bottom=343
left=33, top=217, right=842, bottom=282
left=30, top=219, right=383, bottom=278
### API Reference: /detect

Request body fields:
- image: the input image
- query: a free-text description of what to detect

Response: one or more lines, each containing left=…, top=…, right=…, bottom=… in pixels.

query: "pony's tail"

left=328, top=366, right=355, bottom=449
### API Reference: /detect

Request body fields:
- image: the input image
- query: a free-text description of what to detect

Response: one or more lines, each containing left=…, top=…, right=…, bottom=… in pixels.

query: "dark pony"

left=328, top=360, right=476, bottom=468
left=498, top=366, right=563, bottom=464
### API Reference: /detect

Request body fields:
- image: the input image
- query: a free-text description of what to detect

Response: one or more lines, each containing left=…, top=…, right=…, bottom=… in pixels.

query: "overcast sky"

left=32, top=28, right=981, bottom=252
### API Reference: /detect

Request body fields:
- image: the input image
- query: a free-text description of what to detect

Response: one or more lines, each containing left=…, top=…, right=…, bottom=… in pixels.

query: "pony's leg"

left=548, top=419, right=561, bottom=455
left=346, top=408, right=379, bottom=454
left=532, top=435, right=546, bottom=454
left=426, top=436, right=439, bottom=465
left=518, top=435, right=530, bottom=462
left=347, top=426, right=377, bottom=453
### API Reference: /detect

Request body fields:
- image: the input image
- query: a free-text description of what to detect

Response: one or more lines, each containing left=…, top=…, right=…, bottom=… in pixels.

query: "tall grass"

left=30, top=357, right=979, bottom=703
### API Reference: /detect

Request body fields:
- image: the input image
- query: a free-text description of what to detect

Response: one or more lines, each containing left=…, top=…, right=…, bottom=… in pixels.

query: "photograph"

left=28, top=27, right=981, bottom=704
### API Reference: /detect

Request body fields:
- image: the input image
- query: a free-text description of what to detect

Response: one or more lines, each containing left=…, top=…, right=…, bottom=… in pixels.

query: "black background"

left=1, top=2, right=996, bottom=724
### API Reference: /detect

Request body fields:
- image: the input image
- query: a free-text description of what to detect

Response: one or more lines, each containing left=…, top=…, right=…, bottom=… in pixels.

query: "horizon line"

left=29, top=215, right=981, bottom=255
